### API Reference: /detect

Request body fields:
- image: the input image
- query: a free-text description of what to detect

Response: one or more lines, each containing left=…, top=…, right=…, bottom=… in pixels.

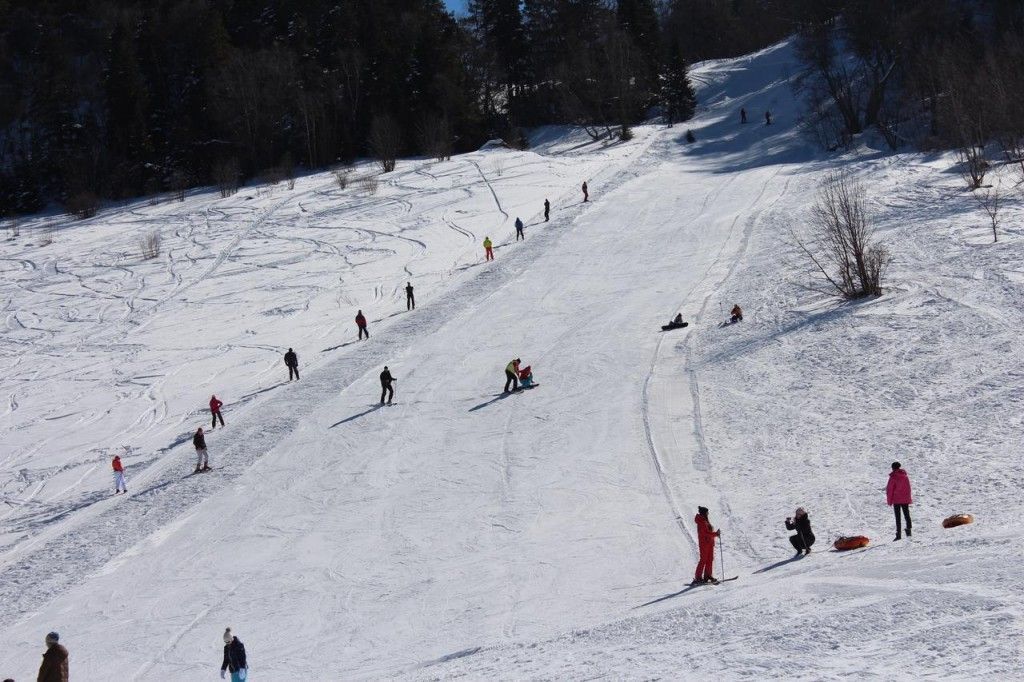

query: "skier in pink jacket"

left=886, top=461, right=913, bottom=540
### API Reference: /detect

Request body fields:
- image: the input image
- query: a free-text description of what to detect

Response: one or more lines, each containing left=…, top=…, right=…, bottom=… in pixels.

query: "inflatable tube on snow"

left=942, top=514, right=974, bottom=529
left=833, top=535, right=870, bottom=551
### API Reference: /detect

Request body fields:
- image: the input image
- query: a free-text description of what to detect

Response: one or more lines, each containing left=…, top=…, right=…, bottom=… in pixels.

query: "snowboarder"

left=582, top=181, right=589, bottom=202
left=544, top=198, right=550, bottom=222
left=483, top=236, right=494, bottom=261
left=193, top=427, right=210, bottom=473
left=37, top=632, right=68, bottom=682
left=785, top=507, right=815, bottom=555
left=672, top=313, right=684, bottom=325
left=765, top=110, right=772, bottom=125
left=112, top=454, right=127, bottom=494
left=730, top=304, right=743, bottom=323
left=887, top=461, right=913, bottom=540
left=740, top=107, right=747, bottom=124
left=693, top=506, right=721, bottom=584
left=515, top=217, right=524, bottom=241
left=406, top=282, right=415, bottom=311
left=284, top=348, right=299, bottom=381
left=209, top=395, right=225, bottom=428
left=220, top=628, right=248, bottom=682
left=356, top=309, right=369, bottom=340
left=503, top=358, right=521, bottom=393
left=380, top=366, right=396, bottom=405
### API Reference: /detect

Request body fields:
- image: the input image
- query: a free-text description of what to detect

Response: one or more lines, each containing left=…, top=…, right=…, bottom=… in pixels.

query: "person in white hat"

left=220, top=628, right=248, bottom=681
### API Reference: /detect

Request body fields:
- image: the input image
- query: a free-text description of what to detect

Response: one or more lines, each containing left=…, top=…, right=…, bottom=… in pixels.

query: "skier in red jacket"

left=692, top=506, right=721, bottom=584
left=209, top=395, right=224, bottom=429
left=356, top=310, right=369, bottom=340
left=886, top=461, right=913, bottom=540
left=112, top=455, right=127, bottom=494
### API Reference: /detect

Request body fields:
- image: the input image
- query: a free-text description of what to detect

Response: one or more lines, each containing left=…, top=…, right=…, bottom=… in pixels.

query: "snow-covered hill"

left=2, top=40, right=1022, bottom=680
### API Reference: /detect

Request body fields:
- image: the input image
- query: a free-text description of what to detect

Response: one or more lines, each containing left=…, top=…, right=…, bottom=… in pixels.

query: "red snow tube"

left=942, top=514, right=974, bottom=529
left=833, top=536, right=870, bottom=551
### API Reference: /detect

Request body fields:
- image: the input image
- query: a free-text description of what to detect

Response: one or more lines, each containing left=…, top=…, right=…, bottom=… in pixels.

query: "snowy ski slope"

left=2, top=40, right=1023, bottom=680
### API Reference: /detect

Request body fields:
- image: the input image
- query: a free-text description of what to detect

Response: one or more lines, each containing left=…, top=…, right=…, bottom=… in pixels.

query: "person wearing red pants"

left=692, top=506, right=721, bottom=585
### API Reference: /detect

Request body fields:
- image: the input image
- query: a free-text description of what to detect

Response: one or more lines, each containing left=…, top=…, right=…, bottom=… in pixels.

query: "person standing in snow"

left=356, top=309, right=369, bottom=340
left=284, top=348, right=299, bottom=381
left=740, top=107, right=747, bottom=124
left=503, top=358, right=521, bottom=393
left=112, top=454, right=127, bottom=494
left=785, top=507, right=815, bottom=555
left=193, top=427, right=210, bottom=473
left=406, top=282, right=415, bottom=311
left=37, top=631, right=68, bottom=682
left=887, top=461, right=913, bottom=540
left=582, top=181, right=589, bottom=202
left=544, top=198, right=550, bottom=222
left=483, top=236, right=494, bottom=261
left=515, top=217, right=525, bottom=241
left=730, top=304, right=743, bottom=323
left=693, top=506, right=721, bottom=584
left=380, top=366, right=396, bottom=405
left=210, top=395, right=225, bottom=429
left=220, top=628, right=248, bottom=681
left=765, top=110, right=772, bottom=125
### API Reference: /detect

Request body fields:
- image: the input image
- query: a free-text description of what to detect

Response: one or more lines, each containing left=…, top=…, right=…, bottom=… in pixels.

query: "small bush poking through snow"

left=357, top=174, right=379, bottom=196
left=333, top=169, right=350, bottom=190
left=140, top=230, right=161, bottom=260
left=66, top=192, right=99, bottom=220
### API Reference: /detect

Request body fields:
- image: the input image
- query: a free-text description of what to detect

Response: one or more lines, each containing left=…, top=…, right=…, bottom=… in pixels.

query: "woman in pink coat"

left=886, top=461, right=913, bottom=540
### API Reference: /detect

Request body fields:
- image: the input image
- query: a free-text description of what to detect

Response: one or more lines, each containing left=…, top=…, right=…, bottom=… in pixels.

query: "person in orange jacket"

left=112, top=455, right=127, bottom=495
left=692, top=506, right=721, bottom=584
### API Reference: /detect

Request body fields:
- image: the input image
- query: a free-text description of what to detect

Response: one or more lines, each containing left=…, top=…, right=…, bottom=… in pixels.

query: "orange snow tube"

left=942, top=514, right=974, bottom=529
left=833, top=536, right=870, bottom=551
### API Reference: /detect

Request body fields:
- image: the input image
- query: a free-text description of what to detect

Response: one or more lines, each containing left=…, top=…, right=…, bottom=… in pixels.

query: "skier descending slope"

left=220, top=628, right=248, bottom=681
left=284, top=348, right=299, bottom=381
left=112, top=454, right=127, bottom=494
left=692, top=506, right=721, bottom=585
left=380, top=366, right=396, bottom=405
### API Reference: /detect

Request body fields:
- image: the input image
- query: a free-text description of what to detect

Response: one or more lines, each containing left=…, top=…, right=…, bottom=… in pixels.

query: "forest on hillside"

left=0, top=1, right=1021, bottom=217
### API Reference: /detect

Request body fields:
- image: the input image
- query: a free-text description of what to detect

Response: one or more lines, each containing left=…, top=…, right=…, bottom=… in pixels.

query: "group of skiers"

left=738, top=107, right=772, bottom=125
left=18, top=628, right=248, bottom=681
left=692, top=462, right=915, bottom=584
left=479, top=182, right=590, bottom=260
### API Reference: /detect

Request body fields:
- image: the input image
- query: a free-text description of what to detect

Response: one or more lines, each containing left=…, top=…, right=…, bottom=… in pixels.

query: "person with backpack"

left=209, top=395, right=225, bottom=428
left=692, top=506, right=721, bottom=584
left=220, top=628, right=248, bottom=681
left=112, top=454, right=127, bottom=495
left=380, top=366, right=396, bottom=405
left=405, top=282, right=415, bottom=311
left=544, top=198, right=550, bottom=222
left=193, top=427, right=210, bottom=473
left=37, top=631, right=68, bottom=682
left=503, top=358, right=521, bottom=393
left=284, top=348, right=299, bottom=381
left=515, top=217, right=524, bottom=241
left=785, top=507, right=815, bottom=555
left=483, top=236, right=494, bottom=261
left=887, top=461, right=913, bottom=540
left=356, top=310, right=369, bottom=340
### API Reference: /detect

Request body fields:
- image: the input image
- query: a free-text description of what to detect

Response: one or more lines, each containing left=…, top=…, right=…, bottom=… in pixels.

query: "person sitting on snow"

left=672, top=313, right=684, bottom=325
left=518, top=365, right=534, bottom=388
left=730, top=304, right=743, bottom=323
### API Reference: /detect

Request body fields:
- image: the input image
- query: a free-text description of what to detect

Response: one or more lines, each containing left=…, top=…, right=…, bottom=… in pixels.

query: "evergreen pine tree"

left=661, top=39, right=696, bottom=125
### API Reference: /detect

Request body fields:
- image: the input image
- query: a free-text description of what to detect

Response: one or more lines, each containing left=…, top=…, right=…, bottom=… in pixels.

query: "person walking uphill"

left=220, top=628, right=248, bottom=681
left=284, top=348, right=299, bottom=381
left=406, top=282, right=415, bottom=311
left=515, top=217, right=525, bottom=241
left=37, top=631, right=68, bottom=682
left=210, top=395, right=225, bottom=428
left=887, top=461, right=913, bottom=540
left=785, top=507, right=815, bottom=555
left=380, top=366, right=396, bottom=405
left=504, top=358, right=521, bottom=393
left=193, top=427, right=210, bottom=473
left=356, top=310, right=369, bottom=340
left=483, top=236, right=494, bottom=261
left=692, top=506, right=721, bottom=585
left=112, top=454, right=127, bottom=494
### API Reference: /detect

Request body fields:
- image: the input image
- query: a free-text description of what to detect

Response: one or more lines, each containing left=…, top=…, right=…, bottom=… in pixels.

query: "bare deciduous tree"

left=416, top=114, right=453, bottom=161
left=369, top=114, right=400, bottom=173
left=974, top=183, right=1002, bottom=243
left=793, top=173, right=889, bottom=299
left=140, top=229, right=161, bottom=259
left=332, top=169, right=349, bottom=190
left=213, top=159, right=241, bottom=198
left=66, top=192, right=99, bottom=220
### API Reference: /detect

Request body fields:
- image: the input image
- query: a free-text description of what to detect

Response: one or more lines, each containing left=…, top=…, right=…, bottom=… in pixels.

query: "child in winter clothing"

left=112, top=455, right=127, bottom=494
left=887, top=462, right=913, bottom=540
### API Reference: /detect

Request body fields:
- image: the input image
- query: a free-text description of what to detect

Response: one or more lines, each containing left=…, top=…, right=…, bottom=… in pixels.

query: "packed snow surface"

left=1, top=40, right=1022, bottom=680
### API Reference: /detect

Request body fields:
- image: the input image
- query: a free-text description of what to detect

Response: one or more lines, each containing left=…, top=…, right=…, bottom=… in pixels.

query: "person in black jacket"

left=380, top=366, right=396, bottom=405
left=193, top=427, right=210, bottom=473
left=785, top=507, right=815, bottom=555
left=544, top=198, right=550, bottom=222
left=405, top=282, right=415, bottom=311
left=284, top=348, right=299, bottom=381
left=221, top=628, right=247, bottom=681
